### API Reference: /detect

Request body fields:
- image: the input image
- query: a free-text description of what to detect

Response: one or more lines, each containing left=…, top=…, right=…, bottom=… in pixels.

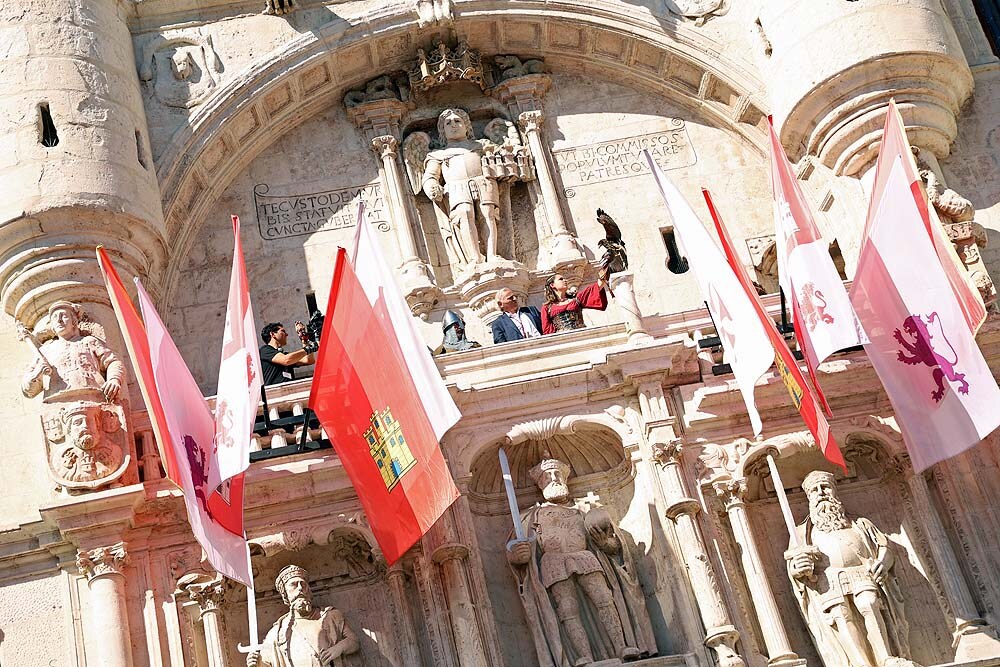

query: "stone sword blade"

left=767, top=453, right=799, bottom=547
left=498, top=447, right=525, bottom=542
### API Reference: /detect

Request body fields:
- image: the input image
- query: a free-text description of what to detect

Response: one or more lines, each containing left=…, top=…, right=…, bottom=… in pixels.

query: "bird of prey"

left=596, top=208, right=628, bottom=277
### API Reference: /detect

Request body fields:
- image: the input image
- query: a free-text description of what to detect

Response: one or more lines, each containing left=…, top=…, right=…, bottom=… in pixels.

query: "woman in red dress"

left=541, top=273, right=609, bottom=334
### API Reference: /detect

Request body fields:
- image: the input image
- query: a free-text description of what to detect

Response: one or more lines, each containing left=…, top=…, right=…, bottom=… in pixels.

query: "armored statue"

left=506, top=457, right=657, bottom=666
left=21, top=300, right=124, bottom=403
left=434, top=310, right=481, bottom=355
left=19, top=301, right=132, bottom=492
left=403, top=108, right=534, bottom=273
left=247, top=565, right=359, bottom=667
left=786, top=471, right=916, bottom=667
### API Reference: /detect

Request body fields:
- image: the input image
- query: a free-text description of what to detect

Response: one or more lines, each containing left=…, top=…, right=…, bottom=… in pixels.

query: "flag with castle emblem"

left=98, top=247, right=251, bottom=585
left=768, top=116, right=865, bottom=412
left=309, top=209, right=461, bottom=565
left=850, top=101, right=1000, bottom=472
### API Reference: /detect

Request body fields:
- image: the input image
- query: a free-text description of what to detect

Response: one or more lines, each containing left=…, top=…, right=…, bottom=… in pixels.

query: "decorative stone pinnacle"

left=76, top=542, right=128, bottom=580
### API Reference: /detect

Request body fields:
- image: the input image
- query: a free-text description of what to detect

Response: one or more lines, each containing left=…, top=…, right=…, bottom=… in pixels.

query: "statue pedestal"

left=455, top=258, right=530, bottom=323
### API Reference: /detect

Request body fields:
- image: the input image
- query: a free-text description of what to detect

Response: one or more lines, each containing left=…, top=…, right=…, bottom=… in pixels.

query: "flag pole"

left=766, top=452, right=798, bottom=547
left=498, top=443, right=525, bottom=544
left=237, top=549, right=264, bottom=653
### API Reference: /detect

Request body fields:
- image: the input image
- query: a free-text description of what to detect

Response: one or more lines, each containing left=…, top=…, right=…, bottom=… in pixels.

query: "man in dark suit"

left=492, top=288, right=543, bottom=343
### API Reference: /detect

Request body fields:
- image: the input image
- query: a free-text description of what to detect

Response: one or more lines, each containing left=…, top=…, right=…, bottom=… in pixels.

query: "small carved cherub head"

left=529, top=458, right=572, bottom=502
left=438, top=108, right=473, bottom=143
left=802, top=470, right=849, bottom=531
left=48, top=301, right=83, bottom=340
left=275, top=564, right=313, bottom=614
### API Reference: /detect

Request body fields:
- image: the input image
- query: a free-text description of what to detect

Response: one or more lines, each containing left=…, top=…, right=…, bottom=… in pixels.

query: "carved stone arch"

left=154, top=4, right=768, bottom=302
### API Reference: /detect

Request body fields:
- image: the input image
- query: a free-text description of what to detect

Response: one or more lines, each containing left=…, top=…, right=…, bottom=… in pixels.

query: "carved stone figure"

left=403, top=108, right=523, bottom=272
left=20, top=301, right=131, bottom=492
left=506, top=457, right=657, bottom=665
left=342, top=74, right=409, bottom=108
left=139, top=34, right=223, bottom=108
left=263, top=0, right=295, bottom=15
left=434, top=310, right=481, bottom=354
left=662, top=0, right=729, bottom=22
left=494, top=55, right=545, bottom=81
left=247, top=565, right=359, bottom=667
left=786, top=471, right=917, bottom=667
left=21, top=301, right=124, bottom=403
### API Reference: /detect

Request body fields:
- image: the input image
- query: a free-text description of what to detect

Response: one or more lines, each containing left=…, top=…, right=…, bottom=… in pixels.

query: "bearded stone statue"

left=786, top=471, right=918, bottom=667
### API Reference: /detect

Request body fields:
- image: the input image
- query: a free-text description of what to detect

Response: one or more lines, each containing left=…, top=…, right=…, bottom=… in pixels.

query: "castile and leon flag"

left=308, top=204, right=461, bottom=565
left=850, top=100, right=1000, bottom=472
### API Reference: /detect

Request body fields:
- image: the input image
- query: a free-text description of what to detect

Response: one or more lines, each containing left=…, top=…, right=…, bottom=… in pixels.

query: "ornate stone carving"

left=651, top=438, right=683, bottom=467
left=712, top=478, right=747, bottom=510
left=177, top=571, right=227, bottom=615
left=786, top=471, right=920, bottom=667
left=697, top=438, right=752, bottom=483
left=662, top=0, right=730, bottom=24
left=505, top=457, right=657, bottom=664
left=408, top=40, right=486, bottom=93
left=415, top=0, right=452, bottom=26
left=247, top=565, right=359, bottom=667
left=139, top=32, right=223, bottom=108
left=343, top=74, right=410, bottom=108
left=77, top=542, right=128, bottom=580
left=494, top=55, right=545, bottom=81
left=402, top=107, right=534, bottom=273
left=19, top=301, right=132, bottom=493
left=371, top=135, right=399, bottom=158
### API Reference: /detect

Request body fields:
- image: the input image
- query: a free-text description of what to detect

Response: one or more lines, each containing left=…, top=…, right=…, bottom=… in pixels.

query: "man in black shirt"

left=259, top=322, right=315, bottom=386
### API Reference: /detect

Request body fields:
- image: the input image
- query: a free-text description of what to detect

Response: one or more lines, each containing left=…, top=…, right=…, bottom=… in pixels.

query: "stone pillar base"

left=954, top=623, right=1000, bottom=662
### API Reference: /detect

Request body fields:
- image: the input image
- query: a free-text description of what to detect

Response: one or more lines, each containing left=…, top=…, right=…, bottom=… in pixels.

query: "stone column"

left=608, top=271, right=651, bottom=344
left=651, top=435, right=744, bottom=666
left=432, top=542, right=489, bottom=667
left=491, top=73, right=584, bottom=271
left=386, top=563, right=422, bottom=666
left=346, top=98, right=440, bottom=318
left=713, top=481, right=805, bottom=666
left=906, top=469, right=1000, bottom=659
left=517, top=109, right=584, bottom=269
left=76, top=542, right=134, bottom=667
left=181, top=575, right=228, bottom=667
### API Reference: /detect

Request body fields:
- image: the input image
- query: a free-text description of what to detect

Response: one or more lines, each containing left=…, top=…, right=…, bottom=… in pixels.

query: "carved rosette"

left=77, top=542, right=128, bottom=581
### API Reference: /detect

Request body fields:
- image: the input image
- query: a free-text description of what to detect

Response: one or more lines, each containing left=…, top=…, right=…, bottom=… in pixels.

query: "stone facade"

left=2, top=1, right=1000, bottom=666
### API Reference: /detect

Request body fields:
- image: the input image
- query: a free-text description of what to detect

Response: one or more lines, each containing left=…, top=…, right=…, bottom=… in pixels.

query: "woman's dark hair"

left=261, top=322, right=283, bottom=344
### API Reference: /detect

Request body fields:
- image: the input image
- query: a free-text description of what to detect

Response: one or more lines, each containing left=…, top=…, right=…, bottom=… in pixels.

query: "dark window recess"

left=973, top=0, right=1000, bottom=57
left=663, top=228, right=690, bottom=274
left=135, top=129, right=149, bottom=169
left=39, top=103, right=58, bottom=147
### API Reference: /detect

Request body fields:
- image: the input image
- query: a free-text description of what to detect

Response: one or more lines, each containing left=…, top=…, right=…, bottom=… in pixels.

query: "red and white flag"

left=768, top=116, right=865, bottom=407
left=864, top=100, right=986, bottom=335
left=850, top=103, right=1000, bottom=472
left=308, top=205, right=461, bottom=564
left=705, top=191, right=846, bottom=471
left=643, top=151, right=774, bottom=436
left=209, top=216, right=262, bottom=537
left=98, top=248, right=252, bottom=586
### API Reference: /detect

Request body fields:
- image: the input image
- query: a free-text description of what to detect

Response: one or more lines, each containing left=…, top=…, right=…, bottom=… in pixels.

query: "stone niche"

left=467, top=423, right=695, bottom=665
left=219, top=528, right=410, bottom=667
left=704, top=436, right=957, bottom=666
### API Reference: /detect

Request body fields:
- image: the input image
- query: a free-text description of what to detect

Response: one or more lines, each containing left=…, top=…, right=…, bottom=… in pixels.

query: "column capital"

left=713, top=479, right=747, bottom=511
left=431, top=542, right=470, bottom=564
left=492, top=73, right=551, bottom=117
left=371, top=135, right=399, bottom=159
left=76, top=541, right=128, bottom=581
left=345, top=98, right=410, bottom=143
left=517, top=110, right=545, bottom=134
left=651, top=438, right=684, bottom=467
left=181, top=575, right=227, bottom=617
